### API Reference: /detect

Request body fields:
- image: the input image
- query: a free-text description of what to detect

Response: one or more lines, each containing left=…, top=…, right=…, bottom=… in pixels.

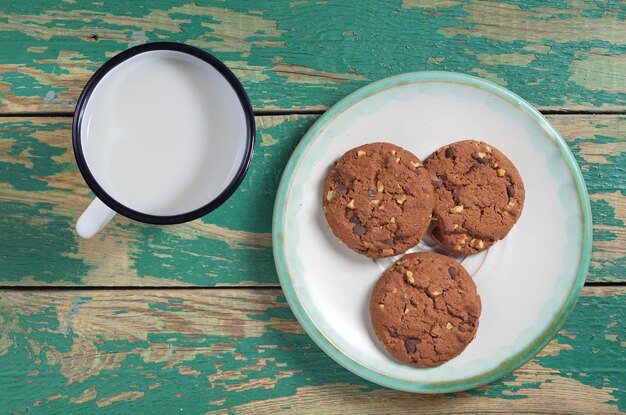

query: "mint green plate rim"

left=272, top=71, right=592, bottom=393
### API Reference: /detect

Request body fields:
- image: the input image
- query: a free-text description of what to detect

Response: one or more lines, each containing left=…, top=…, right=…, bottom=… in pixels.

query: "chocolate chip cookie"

left=370, top=252, right=481, bottom=367
left=323, top=143, right=435, bottom=258
left=424, top=140, right=525, bottom=254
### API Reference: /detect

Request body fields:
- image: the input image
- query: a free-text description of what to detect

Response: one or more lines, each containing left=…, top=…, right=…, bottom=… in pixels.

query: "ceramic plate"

left=272, top=72, right=591, bottom=393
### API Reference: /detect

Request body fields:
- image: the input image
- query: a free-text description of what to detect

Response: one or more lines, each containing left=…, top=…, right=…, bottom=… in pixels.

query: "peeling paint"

left=0, top=114, right=624, bottom=285
left=0, top=288, right=624, bottom=413
left=0, top=0, right=623, bottom=112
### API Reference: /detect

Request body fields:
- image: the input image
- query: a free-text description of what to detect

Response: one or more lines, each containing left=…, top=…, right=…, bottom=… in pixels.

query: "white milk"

left=81, top=50, right=247, bottom=216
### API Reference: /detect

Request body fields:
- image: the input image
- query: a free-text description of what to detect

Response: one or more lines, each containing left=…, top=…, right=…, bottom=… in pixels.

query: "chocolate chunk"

left=350, top=214, right=366, bottom=236
left=458, top=325, right=466, bottom=333
left=405, top=338, right=420, bottom=354
left=445, top=147, right=455, bottom=159
left=431, top=178, right=443, bottom=189
left=336, top=184, right=348, bottom=196
left=471, top=153, right=490, bottom=164
left=368, top=188, right=377, bottom=197
left=388, top=328, right=398, bottom=338
left=354, top=223, right=366, bottom=236
left=467, top=314, right=476, bottom=324
left=383, top=238, right=395, bottom=248
left=448, top=266, right=458, bottom=279
left=507, top=185, right=515, bottom=198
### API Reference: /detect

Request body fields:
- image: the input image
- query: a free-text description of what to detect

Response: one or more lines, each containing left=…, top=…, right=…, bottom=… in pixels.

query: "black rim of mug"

left=72, top=42, right=256, bottom=225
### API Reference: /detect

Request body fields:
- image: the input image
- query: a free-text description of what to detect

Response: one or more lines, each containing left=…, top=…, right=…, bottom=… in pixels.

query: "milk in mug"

left=81, top=50, right=248, bottom=216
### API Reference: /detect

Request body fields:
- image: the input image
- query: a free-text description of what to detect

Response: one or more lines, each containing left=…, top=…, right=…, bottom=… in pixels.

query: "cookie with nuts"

left=323, top=142, right=435, bottom=258
left=424, top=140, right=525, bottom=254
left=370, top=252, right=481, bottom=367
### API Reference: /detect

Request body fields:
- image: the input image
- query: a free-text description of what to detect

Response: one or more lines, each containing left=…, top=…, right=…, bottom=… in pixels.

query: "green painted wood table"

left=1, top=1, right=625, bottom=413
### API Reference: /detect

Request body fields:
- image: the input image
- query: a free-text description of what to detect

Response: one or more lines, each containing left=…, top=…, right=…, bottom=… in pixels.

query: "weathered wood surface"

left=0, top=0, right=624, bottom=113
left=0, top=287, right=624, bottom=414
left=1, top=115, right=624, bottom=286
left=1, top=1, right=625, bottom=413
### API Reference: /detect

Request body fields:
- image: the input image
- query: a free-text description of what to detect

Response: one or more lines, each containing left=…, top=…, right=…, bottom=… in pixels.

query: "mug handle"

left=76, top=197, right=116, bottom=238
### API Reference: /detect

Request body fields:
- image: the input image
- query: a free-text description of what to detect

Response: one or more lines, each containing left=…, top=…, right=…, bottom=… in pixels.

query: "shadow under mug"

left=73, top=42, right=255, bottom=238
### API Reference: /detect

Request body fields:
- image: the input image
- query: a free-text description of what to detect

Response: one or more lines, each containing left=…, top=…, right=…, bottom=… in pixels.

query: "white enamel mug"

left=73, top=42, right=255, bottom=238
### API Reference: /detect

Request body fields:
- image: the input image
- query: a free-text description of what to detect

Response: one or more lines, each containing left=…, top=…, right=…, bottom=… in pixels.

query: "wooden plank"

left=0, top=115, right=314, bottom=286
left=549, top=116, right=626, bottom=283
left=1, top=115, right=624, bottom=286
left=0, top=0, right=624, bottom=113
left=0, top=286, right=624, bottom=414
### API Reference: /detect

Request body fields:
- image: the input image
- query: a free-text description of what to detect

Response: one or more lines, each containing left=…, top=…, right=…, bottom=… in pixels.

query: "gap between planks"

left=0, top=281, right=624, bottom=291
left=0, top=110, right=625, bottom=118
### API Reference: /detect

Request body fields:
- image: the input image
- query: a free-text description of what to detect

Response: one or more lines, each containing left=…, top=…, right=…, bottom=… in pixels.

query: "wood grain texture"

left=1, top=115, right=624, bottom=286
left=1, top=2, right=624, bottom=413
left=0, top=0, right=624, bottom=113
left=0, top=115, right=313, bottom=286
left=0, top=287, right=624, bottom=414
